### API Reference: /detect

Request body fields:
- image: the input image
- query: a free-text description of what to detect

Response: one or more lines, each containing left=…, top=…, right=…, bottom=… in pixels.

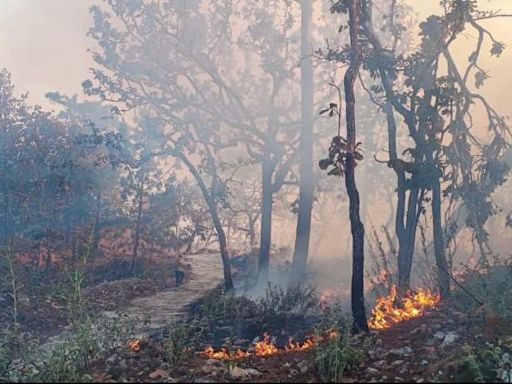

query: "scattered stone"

left=442, top=332, right=459, bottom=346
left=389, top=346, right=412, bottom=356
left=229, top=366, right=262, bottom=380
left=391, top=360, right=405, bottom=367
left=373, top=360, right=387, bottom=368
left=434, top=331, right=446, bottom=340
left=365, top=367, right=379, bottom=375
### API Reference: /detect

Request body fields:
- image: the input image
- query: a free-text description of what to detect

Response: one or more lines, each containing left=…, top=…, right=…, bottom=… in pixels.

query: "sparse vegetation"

left=0, top=0, right=511, bottom=382
left=314, top=330, right=363, bottom=383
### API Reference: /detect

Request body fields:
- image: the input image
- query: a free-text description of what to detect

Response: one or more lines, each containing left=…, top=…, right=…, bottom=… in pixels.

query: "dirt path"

left=39, top=253, right=223, bottom=352
left=105, top=253, right=224, bottom=330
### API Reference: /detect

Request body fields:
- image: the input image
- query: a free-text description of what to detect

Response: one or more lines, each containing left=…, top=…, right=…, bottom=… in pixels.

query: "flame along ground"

left=368, top=284, right=440, bottom=329
left=201, top=286, right=438, bottom=360
left=127, top=339, right=141, bottom=352
left=201, top=330, right=339, bottom=360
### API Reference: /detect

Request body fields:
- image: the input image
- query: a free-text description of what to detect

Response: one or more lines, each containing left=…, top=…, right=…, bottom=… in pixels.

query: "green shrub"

left=453, top=343, right=510, bottom=383
left=256, top=283, right=317, bottom=325
left=314, top=331, right=362, bottom=383
left=193, top=289, right=258, bottom=324
left=163, top=322, right=198, bottom=369
left=453, top=265, right=512, bottom=319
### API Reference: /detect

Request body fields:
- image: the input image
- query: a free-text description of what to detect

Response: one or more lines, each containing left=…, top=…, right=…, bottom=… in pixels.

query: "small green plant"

left=314, top=329, right=363, bottom=383
left=0, top=333, right=11, bottom=380
left=453, top=343, right=506, bottom=383
left=163, top=322, right=197, bottom=369
left=31, top=338, right=94, bottom=383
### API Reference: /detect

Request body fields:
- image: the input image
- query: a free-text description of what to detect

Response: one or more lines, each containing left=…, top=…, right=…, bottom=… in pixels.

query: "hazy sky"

left=0, top=0, right=511, bottom=112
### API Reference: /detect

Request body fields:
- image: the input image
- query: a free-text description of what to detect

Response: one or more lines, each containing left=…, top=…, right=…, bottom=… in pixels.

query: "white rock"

left=434, top=331, right=446, bottom=340
left=442, top=332, right=459, bottom=346
left=229, top=366, right=262, bottom=379
left=389, top=346, right=413, bottom=355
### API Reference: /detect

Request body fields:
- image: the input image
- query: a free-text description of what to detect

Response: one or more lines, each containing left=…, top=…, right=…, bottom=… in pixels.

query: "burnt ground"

left=88, top=299, right=511, bottom=383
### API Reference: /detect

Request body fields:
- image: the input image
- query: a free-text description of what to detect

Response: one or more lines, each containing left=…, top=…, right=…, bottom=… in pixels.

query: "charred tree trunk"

left=431, top=178, right=450, bottom=298
left=292, top=0, right=314, bottom=283
left=258, top=158, right=273, bottom=283
left=131, top=176, right=144, bottom=274
left=344, top=0, right=368, bottom=333
left=178, top=153, right=234, bottom=291
left=397, top=186, right=421, bottom=296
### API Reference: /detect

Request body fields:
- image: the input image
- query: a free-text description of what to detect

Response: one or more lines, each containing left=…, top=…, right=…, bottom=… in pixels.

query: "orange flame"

left=201, top=330, right=340, bottom=360
left=202, top=346, right=250, bottom=360
left=369, top=284, right=439, bottom=329
left=127, top=339, right=141, bottom=352
left=254, top=332, right=279, bottom=356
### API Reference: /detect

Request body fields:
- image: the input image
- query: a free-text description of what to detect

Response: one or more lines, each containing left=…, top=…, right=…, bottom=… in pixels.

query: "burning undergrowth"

left=369, top=284, right=440, bottom=329
left=200, top=330, right=340, bottom=361
left=189, top=283, right=321, bottom=349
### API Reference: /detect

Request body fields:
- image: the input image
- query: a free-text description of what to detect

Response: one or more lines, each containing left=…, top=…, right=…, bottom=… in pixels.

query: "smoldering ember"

left=0, top=0, right=511, bottom=383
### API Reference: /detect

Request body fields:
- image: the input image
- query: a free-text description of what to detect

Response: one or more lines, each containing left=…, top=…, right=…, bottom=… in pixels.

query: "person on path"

left=174, top=254, right=186, bottom=287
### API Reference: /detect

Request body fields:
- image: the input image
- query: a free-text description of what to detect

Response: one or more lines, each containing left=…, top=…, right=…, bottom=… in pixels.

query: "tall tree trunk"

left=131, top=176, right=144, bottom=274
left=397, top=187, right=422, bottom=296
left=385, top=102, right=423, bottom=299
left=291, top=0, right=314, bottom=283
left=248, top=213, right=257, bottom=249
left=209, top=204, right=234, bottom=291
left=258, top=158, right=273, bottom=283
left=432, top=178, right=450, bottom=298
left=178, top=153, right=234, bottom=291
left=92, top=193, right=102, bottom=256
left=344, top=0, right=368, bottom=333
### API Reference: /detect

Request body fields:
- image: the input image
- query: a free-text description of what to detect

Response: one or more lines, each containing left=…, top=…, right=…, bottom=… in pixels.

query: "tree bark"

left=397, top=187, right=421, bottom=296
left=432, top=178, right=450, bottom=298
left=344, top=0, right=368, bottom=333
left=291, top=0, right=314, bottom=283
left=258, top=158, right=273, bottom=283
left=92, top=193, right=102, bottom=256
left=131, top=175, right=144, bottom=274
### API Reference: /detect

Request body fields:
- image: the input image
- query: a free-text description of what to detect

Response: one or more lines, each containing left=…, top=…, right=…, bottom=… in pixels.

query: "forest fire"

left=319, top=288, right=337, bottom=309
left=202, top=347, right=250, bottom=360
left=127, top=339, right=141, bottom=352
left=201, top=331, right=340, bottom=360
left=254, top=332, right=279, bottom=356
left=369, top=285, right=440, bottom=329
